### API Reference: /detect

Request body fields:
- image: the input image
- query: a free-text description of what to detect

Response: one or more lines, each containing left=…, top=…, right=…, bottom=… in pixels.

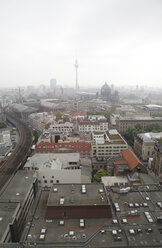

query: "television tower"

left=75, top=58, right=79, bottom=91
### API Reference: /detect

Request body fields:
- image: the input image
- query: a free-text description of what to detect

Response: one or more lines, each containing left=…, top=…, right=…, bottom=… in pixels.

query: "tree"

left=135, top=124, right=142, bottom=131
left=104, top=107, right=116, bottom=121
left=0, top=121, right=7, bottom=129
left=93, top=169, right=109, bottom=182
left=33, top=130, right=39, bottom=143
left=124, top=127, right=139, bottom=145
left=124, top=123, right=162, bottom=145
left=145, top=123, right=162, bottom=132
left=55, top=111, right=62, bottom=119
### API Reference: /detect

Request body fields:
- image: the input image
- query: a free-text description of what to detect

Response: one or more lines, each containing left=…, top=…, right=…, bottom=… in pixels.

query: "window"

left=52, top=176, right=54, bottom=178
left=43, top=176, right=45, bottom=178
left=44, top=180, right=47, bottom=183
left=56, top=180, right=59, bottom=183
left=50, top=180, right=53, bottom=183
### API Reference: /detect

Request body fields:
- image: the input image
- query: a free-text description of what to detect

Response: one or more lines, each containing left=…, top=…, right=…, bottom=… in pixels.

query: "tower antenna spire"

left=75, top=55, right=79, bottom=91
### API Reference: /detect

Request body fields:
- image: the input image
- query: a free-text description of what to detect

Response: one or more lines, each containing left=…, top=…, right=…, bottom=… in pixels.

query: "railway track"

left=0, top=113, right=33, bottom=191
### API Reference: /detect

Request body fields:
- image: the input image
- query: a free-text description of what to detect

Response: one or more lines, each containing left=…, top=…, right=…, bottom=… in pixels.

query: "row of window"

left=96, top=152, right=119, bottom=155
left=40, top=145, right=89, bottom=148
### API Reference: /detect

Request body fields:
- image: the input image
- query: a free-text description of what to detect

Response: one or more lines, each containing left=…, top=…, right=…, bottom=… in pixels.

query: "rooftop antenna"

left=75, top=51, right=79, bottom=91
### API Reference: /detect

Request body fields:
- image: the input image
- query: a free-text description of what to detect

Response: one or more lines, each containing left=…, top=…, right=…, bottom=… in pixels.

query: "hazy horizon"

left=0, top=0, right=162, bottom=88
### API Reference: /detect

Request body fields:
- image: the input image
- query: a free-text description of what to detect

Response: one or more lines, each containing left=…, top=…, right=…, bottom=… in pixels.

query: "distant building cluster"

left=1, top=78, right=162, bottom=247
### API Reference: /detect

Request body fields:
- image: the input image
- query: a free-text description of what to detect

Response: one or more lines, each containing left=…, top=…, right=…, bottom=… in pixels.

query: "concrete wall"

left=37, top=169, right=82, bottom=187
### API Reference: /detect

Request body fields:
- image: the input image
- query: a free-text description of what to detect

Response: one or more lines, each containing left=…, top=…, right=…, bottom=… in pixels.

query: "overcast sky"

left=0, top=0, right=162, bottom=88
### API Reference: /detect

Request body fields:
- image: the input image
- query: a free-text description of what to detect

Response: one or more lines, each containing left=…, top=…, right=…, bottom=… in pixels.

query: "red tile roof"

left=121, top=149, right=142, bottom=170
left=36, top=142, right=91, bottom=151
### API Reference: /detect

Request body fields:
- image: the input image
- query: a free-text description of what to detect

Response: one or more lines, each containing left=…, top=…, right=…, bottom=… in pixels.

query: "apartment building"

left=152, top=142, right=162, bottom=181
left=49, top=122, right=74, bottom=133
left=78, top=119, right=108, bottom=132
left=35, top=142, right=92, bottom=158
left=91, top=129, right=128, bottom=159
left=134, top=132, right=162, bottom=161
left=116, top=116, right=162, bottom=133
left=24, top=153, right=86, bottom=187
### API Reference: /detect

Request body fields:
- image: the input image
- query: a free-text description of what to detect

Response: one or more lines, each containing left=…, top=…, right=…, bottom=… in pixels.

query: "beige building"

left=49, top=122, right=74, bottom=133
left=116, top=116, right=162, bottom=133
left=134, top=132, right=162, bottom=161
left=78, top=119, right=108, bottom=132
left=152, top=142, right=162, bottom=181
left=91, top=129, right=128, bottom=159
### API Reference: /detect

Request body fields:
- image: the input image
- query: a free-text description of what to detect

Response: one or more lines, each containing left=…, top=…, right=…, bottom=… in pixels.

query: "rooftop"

left=137, top=132, right=162, bottom=143
left=0, top=170, right=36, bottom=203
left=12, top=103, right=37, bottom=113
left=36, top=142, right=91, bottom=151
left=145, top=104, right=162, bottom=110
left=24, top=153, right=80, bottom=170
left=118, top=116, right=162, bottom=121
left=92, top=130, right=127, bottom=145
left=120, top=149, right=142, bottom=170
left=101, top=176, right=129, bottom=186
left=47, top=184, right=109, bottom=207
left=24, top=183, right=162, bottom=247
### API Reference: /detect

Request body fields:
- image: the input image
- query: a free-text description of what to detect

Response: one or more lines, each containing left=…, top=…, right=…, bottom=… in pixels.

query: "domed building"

left=100, top=82, right=120, bottom=103
left=101, top=82, right=111, bottom=101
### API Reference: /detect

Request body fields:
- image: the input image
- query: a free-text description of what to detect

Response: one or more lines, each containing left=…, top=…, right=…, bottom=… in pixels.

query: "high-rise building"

left=50, top=78, right=57, bottom=91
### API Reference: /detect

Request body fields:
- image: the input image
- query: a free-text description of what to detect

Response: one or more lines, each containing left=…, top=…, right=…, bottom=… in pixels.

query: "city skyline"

left=0, top=0, right=162, bottom=88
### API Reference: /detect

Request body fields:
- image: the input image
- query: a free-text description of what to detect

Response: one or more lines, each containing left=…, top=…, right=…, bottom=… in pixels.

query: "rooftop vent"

left=129, top=203, right=134, bottom=208
left=119, top=187, right=130, bottom=194
left=69, top=231, right=74, bottom=236
left=53, top=188, right=58, bottom=192
left=122, top=218, right=127, bottom=224
left=81, top=185, right=87, bottom=194
left=112, top=219, right=118, bottom=224
left=59, top=220, right=64, bottom=225
left=46, top=219, right=52, bottom=223
left=112, top=230, right=117, bottom=235
left=39, top=234, right=45, bottom=240
left=41, top=228, right=46, bottom=234
left=114, top=202, right=120, bottom=212
left=129, top=229, right=135, bottom=234
left=60, top=198, right=65, bottom=205
left=99, top=189, right=104, bottom=193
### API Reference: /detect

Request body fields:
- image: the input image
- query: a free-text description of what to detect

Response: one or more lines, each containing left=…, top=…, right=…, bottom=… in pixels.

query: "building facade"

left=49, top=122, right=74, bottom=133
left=91, top=130, right=128, bottom=159
left=152, top=142, right=162, bottom=181
left=116, top=116, right=162, bottom=133
left=134, top=132, right=162, bottom=161
left=35, top=142, right=92, bottom=158
left=24, top=153, right=85, bottom=187
left=77, top=119, right=108, bottom=132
